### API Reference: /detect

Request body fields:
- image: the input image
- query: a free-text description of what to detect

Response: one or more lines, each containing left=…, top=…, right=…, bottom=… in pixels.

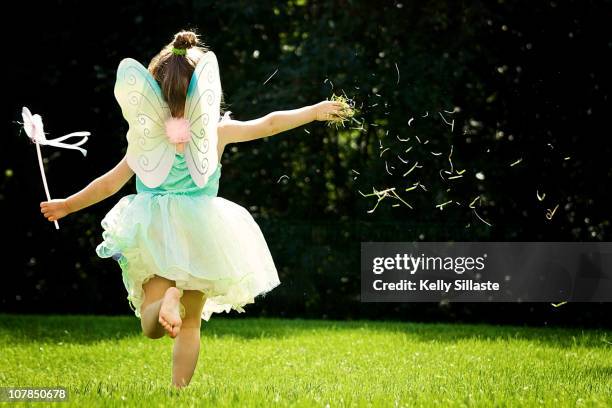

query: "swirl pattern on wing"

left=114, top=58, right=176, bottom=187
left=184, top=52, right=221, bottom=187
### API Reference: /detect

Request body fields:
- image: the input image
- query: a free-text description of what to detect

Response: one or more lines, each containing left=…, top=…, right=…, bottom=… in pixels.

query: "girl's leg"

left=172, top=290, right=206, bottom=388
left=140, top=275, right=175, bottom=339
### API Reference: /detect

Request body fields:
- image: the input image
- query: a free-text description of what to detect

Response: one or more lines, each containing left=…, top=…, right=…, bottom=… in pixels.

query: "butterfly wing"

left=21, top=107, right=46, bottom=142
left=183, top=51, right=221, bottom=187
left=114, top=58, right=175, bottom=188
left=21, top=107, right=35, bottom=139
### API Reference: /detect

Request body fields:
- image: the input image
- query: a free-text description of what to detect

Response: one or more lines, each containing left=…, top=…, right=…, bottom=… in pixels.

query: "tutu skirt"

left=95, top=189, right=281, bottom=321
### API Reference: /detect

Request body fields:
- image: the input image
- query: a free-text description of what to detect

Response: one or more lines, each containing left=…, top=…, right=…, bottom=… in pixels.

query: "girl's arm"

left=218, top=100, right=345, bottom=145
left=40, top=154, right=134, bottom=223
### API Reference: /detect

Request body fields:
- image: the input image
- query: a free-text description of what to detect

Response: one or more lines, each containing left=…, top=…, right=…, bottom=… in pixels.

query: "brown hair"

left=148, top=30, right=215, bottom=118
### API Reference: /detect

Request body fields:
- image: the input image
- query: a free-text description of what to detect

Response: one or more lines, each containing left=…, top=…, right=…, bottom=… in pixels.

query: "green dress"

left=96, top=152, right=280, bottom=321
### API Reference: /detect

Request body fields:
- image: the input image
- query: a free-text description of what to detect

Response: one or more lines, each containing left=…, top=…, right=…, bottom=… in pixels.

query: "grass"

left=327, top=93, right=357, bottom=129
left=0, top=314, right=610, bottom=407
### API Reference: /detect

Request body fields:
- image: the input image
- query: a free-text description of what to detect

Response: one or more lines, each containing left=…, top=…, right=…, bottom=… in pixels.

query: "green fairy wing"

left=114, top=58, right=175, bottom=188
left=183, top=51, right=221, bottom=188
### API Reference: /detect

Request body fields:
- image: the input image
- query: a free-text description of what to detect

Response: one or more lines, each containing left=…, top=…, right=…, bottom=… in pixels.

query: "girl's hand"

left=40, top=199, right=70, bottom=222
left=313, top=100, right=346, bottom=121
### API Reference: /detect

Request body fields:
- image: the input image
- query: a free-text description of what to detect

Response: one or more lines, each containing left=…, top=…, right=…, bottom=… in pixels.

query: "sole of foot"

left=159, top=287, right=182, bottom=338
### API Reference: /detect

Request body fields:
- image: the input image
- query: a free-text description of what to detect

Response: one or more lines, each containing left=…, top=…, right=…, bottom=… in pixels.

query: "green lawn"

left=0, top=314, right=610, bottom=407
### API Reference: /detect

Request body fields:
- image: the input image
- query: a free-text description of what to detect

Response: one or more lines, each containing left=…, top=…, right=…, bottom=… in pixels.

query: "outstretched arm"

left=218, top=100, right=345, bottom=145
left=40, top=154, right=134, bottom=223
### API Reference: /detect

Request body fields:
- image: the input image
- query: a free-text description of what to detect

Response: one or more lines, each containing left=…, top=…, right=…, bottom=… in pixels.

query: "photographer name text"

left=373, top=279, right=500, bottom=292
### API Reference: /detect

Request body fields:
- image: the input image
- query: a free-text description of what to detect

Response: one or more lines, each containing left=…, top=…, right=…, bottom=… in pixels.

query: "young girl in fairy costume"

left=39, top=30, right=347, bottom=388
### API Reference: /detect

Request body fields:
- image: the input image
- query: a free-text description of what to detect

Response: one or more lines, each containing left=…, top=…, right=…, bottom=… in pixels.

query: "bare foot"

left=159, top=287, right=182, bottom=338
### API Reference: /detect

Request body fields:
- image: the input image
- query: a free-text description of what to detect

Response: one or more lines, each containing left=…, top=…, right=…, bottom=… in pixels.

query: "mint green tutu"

left=96, top=152, right=281, bottom=321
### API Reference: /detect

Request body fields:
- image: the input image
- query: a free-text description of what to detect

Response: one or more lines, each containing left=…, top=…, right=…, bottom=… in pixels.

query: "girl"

left=39, top=30, right=346, bottom=388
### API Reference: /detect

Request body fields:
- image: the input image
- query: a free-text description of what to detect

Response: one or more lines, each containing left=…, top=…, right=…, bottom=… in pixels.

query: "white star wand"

left=20, top=106, right=90, bottom=230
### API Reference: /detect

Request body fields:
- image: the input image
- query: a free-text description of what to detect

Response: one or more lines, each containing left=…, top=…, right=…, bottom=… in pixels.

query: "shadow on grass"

left=580, top=365, right=612, bottom=378
left=0, top=313, right=610, bottom=349
left=0, top=314, right=141, bottom=344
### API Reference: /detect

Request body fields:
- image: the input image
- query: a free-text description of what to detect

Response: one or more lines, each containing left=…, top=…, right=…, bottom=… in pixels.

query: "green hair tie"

left=171, top=47, right=187, bottom=56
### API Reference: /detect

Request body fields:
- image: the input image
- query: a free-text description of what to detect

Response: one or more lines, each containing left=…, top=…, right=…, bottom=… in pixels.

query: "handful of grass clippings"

left=327, top=93, right=358, bottom=129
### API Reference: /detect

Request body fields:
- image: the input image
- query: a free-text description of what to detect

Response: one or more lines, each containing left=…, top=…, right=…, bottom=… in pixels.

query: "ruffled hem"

left=96, top=192, right=281, bottom=321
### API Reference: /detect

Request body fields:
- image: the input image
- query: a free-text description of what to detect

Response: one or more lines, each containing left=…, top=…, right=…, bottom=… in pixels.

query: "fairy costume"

left=95, top=52, right=280, bottom=321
